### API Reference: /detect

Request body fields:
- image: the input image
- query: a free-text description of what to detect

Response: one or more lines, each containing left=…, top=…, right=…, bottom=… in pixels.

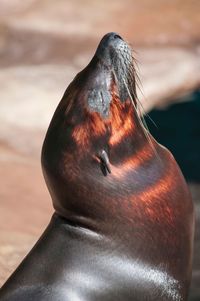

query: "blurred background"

left=0, top=0, right=199, bottom=299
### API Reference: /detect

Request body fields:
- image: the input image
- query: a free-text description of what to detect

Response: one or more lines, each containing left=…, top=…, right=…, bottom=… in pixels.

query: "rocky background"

left=0, top=0, right=200, bottom=299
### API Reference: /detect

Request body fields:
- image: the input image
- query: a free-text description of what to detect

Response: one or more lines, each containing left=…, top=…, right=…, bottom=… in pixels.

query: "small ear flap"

left=88, top=89, right=111, bottom=118
left=98, top=150, right=111, bottom=176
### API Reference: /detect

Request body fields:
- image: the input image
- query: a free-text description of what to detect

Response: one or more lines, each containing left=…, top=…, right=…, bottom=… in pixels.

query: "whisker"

left=122, top=78, right=161, bottom=161
left=131, top=53, right=158, bottom=129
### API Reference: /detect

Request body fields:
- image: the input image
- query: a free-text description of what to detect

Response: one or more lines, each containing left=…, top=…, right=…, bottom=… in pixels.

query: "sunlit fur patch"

left=142, top=173, right=172, bottom=201
left=72, top=93, right=137, bottom=148
left=110, top=161, right=177, bottom=228
left=143, top=201, right=175, bottom=226
left=72, top=110, right=108, bottom=147
left=107, top=149, right=176, bottom=224
left=110, top=141, right=154, bottom=179
left=109, top=96, right=136, bottom=146
left=138, top=158, right=173, bottom=205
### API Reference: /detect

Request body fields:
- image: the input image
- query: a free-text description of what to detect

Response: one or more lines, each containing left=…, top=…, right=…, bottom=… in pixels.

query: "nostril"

left=113, top=34, right=122, bottom=40
left=95, top=33, right=124, bottom=59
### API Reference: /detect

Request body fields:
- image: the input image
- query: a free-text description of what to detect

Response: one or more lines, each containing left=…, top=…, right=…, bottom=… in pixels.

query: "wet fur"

left=0, top=33, right=194, bottom=301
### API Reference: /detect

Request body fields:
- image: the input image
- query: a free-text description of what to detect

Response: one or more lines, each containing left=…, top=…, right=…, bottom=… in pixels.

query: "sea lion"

left=0, top=32, right=194, bottom=301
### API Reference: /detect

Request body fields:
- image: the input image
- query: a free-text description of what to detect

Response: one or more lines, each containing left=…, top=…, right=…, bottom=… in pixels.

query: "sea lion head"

left=41, top=32, right=152, bottom=230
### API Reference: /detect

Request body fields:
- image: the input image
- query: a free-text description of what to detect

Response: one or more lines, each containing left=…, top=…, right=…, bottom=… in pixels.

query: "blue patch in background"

left=145, top=90, right=200, bottom=182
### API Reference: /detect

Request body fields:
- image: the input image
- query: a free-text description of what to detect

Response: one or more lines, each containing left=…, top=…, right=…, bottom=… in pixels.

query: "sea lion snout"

left=95, top=32, right=136, bottom=106
left=85, top=32, right=136, bottom=118
left=95, top=32, right=124, bottom=65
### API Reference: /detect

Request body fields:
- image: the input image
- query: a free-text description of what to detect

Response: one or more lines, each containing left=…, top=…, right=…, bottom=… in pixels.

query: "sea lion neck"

left=41, top=32, right=153, bottom=232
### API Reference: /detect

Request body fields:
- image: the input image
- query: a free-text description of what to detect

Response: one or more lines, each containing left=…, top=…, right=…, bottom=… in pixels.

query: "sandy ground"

left=0, top=0, right=200, bottom=298
left=0, top=144, right=52, bottom=284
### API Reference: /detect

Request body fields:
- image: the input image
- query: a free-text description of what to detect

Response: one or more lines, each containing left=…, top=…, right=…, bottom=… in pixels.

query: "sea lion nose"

left=105, top=32, right=123, bottom=41
left=95, top=32, right=124, bottom=64
left=99, top=32, right=123, bottom=47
